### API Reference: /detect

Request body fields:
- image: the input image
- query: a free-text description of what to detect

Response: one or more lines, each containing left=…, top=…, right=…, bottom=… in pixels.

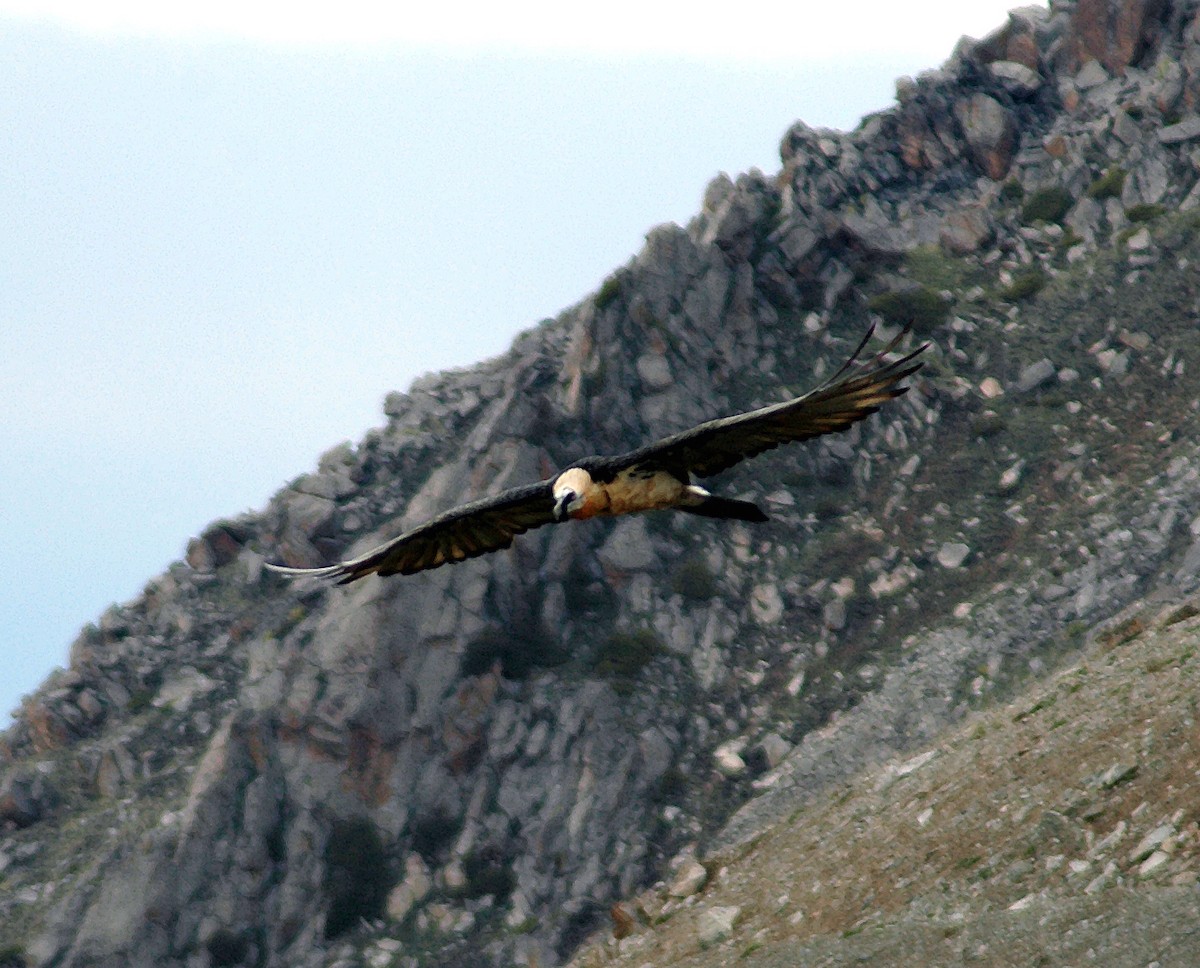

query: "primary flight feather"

left=267, top=326, right=926, bottom=584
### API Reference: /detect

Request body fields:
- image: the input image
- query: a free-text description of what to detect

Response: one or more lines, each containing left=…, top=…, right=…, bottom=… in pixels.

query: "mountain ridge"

left=7, top=1, right=1200, bottom=965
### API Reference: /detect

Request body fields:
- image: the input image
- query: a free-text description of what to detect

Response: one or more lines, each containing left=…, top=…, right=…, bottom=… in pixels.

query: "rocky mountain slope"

left=7, top=1, right=1200, bottom=966
left=570, top=595, right=1200, bottom=967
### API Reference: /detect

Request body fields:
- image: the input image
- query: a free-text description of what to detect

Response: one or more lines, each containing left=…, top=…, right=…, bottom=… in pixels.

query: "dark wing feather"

left=266, top=480, right=557, bottom=584
left=618, top=326, right=927, bottom=480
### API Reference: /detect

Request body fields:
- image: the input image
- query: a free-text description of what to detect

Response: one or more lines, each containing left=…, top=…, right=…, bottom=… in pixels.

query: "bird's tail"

left=679, top=495, right=769, bottom=522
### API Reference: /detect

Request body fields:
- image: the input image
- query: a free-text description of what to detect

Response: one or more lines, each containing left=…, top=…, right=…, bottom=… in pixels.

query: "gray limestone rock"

left=669, top=860, right=709, bottom=898
left=635, top=351, right=674, bottom=391
left=697, top=905, right=740, bottom=946
left=1074, top=59, right=1110, bottom=90
left=597, top=518, right=659, bottom=573
left=940, top=205, right=995, bottom=254
left=756, top=733, right=793, bottom=770
left=936, top=543, right=971, bottom=569
left=0, top=768, right=59, bottom=828
left=1015, top=358, right=1057, bottom=393
left=1159, top=116, right=1200, bottom=144
left=1122, top=152, right=1170, bottom=206
left=955, top=93, right=1018, bottom=179
left=988, top=60, right=1044, bottom=95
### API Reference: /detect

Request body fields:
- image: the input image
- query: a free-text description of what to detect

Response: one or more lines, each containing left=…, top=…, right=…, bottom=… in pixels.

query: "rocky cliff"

left=8, top=1, right=1200, bottom=966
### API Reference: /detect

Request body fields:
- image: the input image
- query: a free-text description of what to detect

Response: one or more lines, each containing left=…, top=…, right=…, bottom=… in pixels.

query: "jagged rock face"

left=11, top=1, right=1200, bottom=966
left=1070, top=0, right=1170, bottom=74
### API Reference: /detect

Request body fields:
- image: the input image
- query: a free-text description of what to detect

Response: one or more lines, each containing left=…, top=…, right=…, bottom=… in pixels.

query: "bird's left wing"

left=619, top=326, right=926, bottom=480
left=266, top=480, right=558, bottom=583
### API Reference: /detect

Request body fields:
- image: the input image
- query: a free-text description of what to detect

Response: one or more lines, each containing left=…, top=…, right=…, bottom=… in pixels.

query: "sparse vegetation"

left=1057, top=227, right=1083, bottom=251
left=592, top=629, right=663, bottom=684
left=323, top=818, right=391, bottom=939
left=1086, top=167, right=1126, bottom=200
left=595, top=273, right=622, bottom=310
left=459, top=847, right=516, bottom=901
left=904, top=246, right=983, bottom=293
left=654, top=767, right=687, bottom=804
left=1126, top=203, right=1166, bottom=223
left=971, top=410, right=1007, bottom=438
left=1000, top=177, right=1025, bottom=203
left=671, top=555, right=719, bottom=601
left=1021, top=186, right=1074, bottom=225
left=1000, top=266, right=1048, bottom=301
left=462, top=623, right=566, bottom=679
left=866, top=286, right=950, bottom=334
left=206, top=929, right=250, bottom=967
left=409, top=808, right=460, bottom=864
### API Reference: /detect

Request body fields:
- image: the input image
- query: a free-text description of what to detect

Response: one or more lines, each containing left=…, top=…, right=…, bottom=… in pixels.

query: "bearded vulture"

left=267, top=326, right=925, bottom=583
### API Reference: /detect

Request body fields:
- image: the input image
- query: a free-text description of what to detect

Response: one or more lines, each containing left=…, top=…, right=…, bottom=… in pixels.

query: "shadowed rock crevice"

left=322, top=817, right=391, bottom=939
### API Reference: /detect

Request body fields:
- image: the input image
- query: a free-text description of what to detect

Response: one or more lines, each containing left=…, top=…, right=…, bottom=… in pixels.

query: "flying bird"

left=267, top=326, right=925, bottom=584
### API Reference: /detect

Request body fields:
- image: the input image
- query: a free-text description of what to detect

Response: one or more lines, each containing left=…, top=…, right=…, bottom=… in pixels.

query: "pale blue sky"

left=1, top=2, right=1034, bottom=724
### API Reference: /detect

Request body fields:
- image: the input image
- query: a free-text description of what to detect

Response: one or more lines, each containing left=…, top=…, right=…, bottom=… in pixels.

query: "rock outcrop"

left=8, top=2, right=1200, bottom=966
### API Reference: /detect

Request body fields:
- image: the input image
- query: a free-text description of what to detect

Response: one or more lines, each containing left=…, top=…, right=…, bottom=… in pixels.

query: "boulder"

left=955, top=93, right=1019, bottom=179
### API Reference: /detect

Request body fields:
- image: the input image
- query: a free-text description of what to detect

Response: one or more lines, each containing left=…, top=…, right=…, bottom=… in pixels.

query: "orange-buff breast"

left=601, top=471, right=686, bottom=517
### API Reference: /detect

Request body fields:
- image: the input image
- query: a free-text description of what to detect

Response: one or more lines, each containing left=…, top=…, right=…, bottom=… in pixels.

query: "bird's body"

left=266, top=326, right=926, bottom=584
left=553, top=465, right=689, bottom=520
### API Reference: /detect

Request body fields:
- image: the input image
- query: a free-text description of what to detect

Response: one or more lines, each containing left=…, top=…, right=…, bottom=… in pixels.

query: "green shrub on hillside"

left=593, top=628, right=662, bottom=679
left=1086, top=168, right=1126, bottom=200
left=1127, top=203, right=1166, bottom=223
left=595, top=274, right=622, bottom=310
left=323, top=818, right=389, bottom=939
left=1000, top=267, right=1048, bottom=301
left=867, top=287, right=951, bottom=334
left=1021, top=187, right=1073, bottom=225
left=1000, top=177, right=1025, bottom=203
left=671, top=555, right=719, bottom=601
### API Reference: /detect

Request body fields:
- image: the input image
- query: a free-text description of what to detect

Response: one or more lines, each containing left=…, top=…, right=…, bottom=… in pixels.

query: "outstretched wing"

left=619, top=326, right=926, bottom=480
left=266, top=480, right=557, bottom=584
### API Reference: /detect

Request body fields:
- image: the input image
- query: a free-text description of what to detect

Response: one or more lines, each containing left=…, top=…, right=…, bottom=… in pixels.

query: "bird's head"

left=553, top=489, right=577, bottom=522
left=553, top=467, right=594, bottom=521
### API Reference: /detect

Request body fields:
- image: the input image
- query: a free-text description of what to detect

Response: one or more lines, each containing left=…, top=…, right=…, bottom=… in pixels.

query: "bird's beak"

left=553, top=491, right=575, bottom=521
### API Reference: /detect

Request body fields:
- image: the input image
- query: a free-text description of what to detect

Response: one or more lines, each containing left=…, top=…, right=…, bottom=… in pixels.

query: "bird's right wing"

left=621, top=326, right=926, bottom=479
left=266, top=480, right=557, bottom=583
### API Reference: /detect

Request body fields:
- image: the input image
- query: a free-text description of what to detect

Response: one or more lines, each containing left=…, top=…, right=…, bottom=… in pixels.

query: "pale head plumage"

left=552, top=467, right=594, bottom=520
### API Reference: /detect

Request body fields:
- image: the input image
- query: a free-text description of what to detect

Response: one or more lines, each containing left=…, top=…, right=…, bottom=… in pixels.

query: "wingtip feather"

left=265, top=561, right=337, bottom=579
left=264, top=559, right=368, bottom=583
